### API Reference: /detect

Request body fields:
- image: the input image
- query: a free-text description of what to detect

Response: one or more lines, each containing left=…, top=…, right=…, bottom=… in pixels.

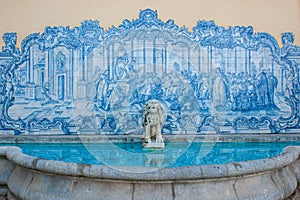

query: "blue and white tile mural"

left=0, top=9, right=299, bottom=135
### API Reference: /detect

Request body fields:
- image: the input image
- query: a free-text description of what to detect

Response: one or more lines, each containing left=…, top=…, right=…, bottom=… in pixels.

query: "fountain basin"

left=1, top=143, right=300, bottom=200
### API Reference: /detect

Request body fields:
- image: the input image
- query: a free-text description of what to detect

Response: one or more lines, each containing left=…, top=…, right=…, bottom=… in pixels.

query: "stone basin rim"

left=1, top=145, right=300, bottom=181
left=1, top=134, right=300, bottom=143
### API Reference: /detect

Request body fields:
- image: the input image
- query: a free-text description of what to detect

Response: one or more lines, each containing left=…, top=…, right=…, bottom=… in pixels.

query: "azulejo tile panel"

left=0, top=9, right=299, bottom=135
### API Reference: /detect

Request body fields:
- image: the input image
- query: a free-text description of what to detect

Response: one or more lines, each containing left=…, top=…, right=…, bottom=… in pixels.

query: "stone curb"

left=2, top=146, right=299, bottom=181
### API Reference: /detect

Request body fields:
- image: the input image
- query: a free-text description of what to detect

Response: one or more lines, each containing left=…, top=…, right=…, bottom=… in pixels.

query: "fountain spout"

left=142, top=100, right=165, bottom=149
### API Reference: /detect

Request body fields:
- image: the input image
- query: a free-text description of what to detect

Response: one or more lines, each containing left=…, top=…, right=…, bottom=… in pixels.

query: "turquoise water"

left=2, top=142, right=300, bottom=167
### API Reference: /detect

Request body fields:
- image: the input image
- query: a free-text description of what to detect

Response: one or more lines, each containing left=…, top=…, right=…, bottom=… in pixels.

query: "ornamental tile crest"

left=0, top=9, right=299, bottom=135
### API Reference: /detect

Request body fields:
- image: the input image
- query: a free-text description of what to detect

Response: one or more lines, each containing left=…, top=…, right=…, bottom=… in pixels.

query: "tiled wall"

left=0, top=9, right=299, bottom=135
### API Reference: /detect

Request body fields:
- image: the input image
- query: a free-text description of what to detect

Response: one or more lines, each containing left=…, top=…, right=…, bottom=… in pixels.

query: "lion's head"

left=142, top=100, right=164, bottom=127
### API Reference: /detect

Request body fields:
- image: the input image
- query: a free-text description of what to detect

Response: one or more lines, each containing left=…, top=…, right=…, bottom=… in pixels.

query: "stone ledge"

left=1, top=146, right=300, bottom=199
left=1, top=133, right=300, bottom=143
left=2, top=146, right=299, bottom=181
left=6, top=164, right=297, bottom=200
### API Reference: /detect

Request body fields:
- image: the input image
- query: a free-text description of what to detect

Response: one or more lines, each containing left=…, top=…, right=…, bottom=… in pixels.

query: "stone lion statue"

left=142, top=100, right=165, bottom=144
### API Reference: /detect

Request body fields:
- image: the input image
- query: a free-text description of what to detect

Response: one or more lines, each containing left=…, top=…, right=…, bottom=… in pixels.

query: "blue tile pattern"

left=0, top=9, right=299, bottom=135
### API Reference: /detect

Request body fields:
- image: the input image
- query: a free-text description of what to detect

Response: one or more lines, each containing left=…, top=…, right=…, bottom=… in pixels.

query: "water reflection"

left=9, top=142, right=300, bottom=167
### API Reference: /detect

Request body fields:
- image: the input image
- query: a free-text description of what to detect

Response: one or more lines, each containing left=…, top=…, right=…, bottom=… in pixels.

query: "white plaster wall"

left=0, top=0, right=299, bottom=47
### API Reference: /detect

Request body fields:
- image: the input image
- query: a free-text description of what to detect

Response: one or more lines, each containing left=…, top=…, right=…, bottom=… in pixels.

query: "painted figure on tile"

left=2, top=32, right=20, bottom=58
left=94, top=70, right=113, bottom=111
left=213, top=68, right=227, bottom=109
left=266, top=69, right=278, bottom=107
left=56, top=51, right=66, bottom=72
left=257, top=70, right=268, bottom=106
